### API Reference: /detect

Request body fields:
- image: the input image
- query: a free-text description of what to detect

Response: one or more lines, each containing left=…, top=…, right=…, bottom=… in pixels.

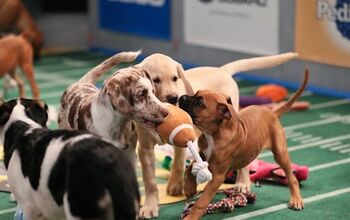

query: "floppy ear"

left=0, top=100, right=11, bottom=126
left=107, top=84, right=133, bottom=115
left=217, top=103, right=234, bottom=120
left=25, top=101, right=48, bottom=127
left=177, top=63, right=194, bottom=96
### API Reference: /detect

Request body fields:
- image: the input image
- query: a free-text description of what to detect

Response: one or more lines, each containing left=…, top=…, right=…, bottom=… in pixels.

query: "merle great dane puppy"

left=0, top=98, right=139, bottom=220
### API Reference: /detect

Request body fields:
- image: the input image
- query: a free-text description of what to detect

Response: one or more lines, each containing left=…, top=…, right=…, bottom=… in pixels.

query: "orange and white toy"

left=157, top=104, right=212, bottom=184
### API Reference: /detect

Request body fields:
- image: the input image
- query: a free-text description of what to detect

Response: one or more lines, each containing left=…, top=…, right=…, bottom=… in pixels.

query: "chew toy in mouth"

left=142, top=117, right=161, bottom=128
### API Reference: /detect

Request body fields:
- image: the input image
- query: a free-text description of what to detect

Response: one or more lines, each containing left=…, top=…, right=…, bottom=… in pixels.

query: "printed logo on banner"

left=99, top=0, right=171, bottom=40
left=199, top=0, right=267, bottom=6
left=317, top=0, right=350, bottom=41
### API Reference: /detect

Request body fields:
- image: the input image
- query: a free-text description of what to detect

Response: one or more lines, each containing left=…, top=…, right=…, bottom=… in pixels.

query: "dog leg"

left=184, top=154, right=231, bottom=220
left=166, top=146, right=185, bottom=195
left=138, top=142, right=159, bottom=218
left=21, top=64, right=40, bottom=99
left=234, top=166, right=251, bottom=192
left=9, top=70, right=25, bottom=98
left=184, top=162, right=198, bottom=198
left=271, top=128, right=304, bottom=210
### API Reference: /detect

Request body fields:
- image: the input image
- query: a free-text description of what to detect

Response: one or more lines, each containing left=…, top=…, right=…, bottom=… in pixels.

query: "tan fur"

left=134, top=52, right=298, bottom=218
left=0, top=34, right=40, bottom=99
left=0, top=0, right=43, bottom=55
left=181, top=70, right=309, bottom=220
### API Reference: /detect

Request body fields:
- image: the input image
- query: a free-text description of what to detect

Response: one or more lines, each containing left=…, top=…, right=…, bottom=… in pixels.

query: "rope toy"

left=181, top=188, right=256, bottom=219
left=157, top=104, right=212, bottom=184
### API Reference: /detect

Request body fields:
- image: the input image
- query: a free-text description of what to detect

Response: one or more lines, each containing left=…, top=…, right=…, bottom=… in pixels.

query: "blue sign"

left=99, top=0, right=171, bottom=40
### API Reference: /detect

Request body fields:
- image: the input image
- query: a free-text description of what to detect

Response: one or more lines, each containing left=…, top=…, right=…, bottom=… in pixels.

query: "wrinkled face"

left=0, top=98, right=48, bottom=128
left=179, top=90, right=234, bottom=134
left=139, top=54, right=184, bottom=104
left=103, top=67, right=168, bottom=128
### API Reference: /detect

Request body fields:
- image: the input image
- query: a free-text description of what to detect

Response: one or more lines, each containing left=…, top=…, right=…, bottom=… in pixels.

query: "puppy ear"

left=0, top=100, right=11, bottom=126
left=177, top=63, right=194, bottom=96
left=25, top=101, right=48, bottom=127
left=107, top=85, right=133, bottom=114
left=217, top=103, right=233, bottom=120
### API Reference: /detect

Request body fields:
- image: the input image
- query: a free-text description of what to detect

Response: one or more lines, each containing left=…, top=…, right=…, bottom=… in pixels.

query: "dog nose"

left=166, top=95, right=178, bottom=104
left=179, top=95, right=190, bottom=108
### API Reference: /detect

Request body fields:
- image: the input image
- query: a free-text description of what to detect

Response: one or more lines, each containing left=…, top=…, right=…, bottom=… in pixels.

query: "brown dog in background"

left=179, top=69, right=309, bottom=220
left=0, top=0, right=43, bottom=56
left=0, top=33, right=40, bottom=99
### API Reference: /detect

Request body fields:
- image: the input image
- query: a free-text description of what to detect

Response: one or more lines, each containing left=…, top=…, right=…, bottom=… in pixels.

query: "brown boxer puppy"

left=179, top=69, right=309, bottom=220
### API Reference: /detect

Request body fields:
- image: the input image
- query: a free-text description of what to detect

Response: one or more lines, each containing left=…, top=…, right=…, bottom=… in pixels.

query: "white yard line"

left=284, top=114, right=350, bottom=131
left=310, top=99, right=350, bottom=110
left=286, top=132, right=303, bottom=139
left=330, top=144, right=350, bottom=151
left=320, top=141, right=343, bottom=149
left=0, top=207, right=17, bottom=215
left=340, top=148, right=350, bottom=153
left=309, top=158, right=350, bottom=171
left=224, top=187, right=350, bottom=220
left=300, top=137, right=323, bottom=144
left=291, top=134, right=313, bottom=142
left=259, top=134, right=350, bottom=158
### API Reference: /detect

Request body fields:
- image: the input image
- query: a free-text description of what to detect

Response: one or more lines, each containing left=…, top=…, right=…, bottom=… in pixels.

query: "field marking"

left=224, top=187, right=350, bottom=220
left=284, top=114, right=350, bottom=131
left=0, top=207, right=17, bottom=215
left=310, top=99, right=350, bottom=110
left=309, top=158, right=350, bottom=171
left=330, top=144, right=350, bottom=151
left=286, top=132, right=303, bottom=139
left=340, top=148, right=350, bottom=153
left=320, top=141, right=342, bottom=149
left=300, top=137, right=323, bottom=144
left=259, top=134, right=350, bottom=158
left=291, top=134, right=313, bottom=142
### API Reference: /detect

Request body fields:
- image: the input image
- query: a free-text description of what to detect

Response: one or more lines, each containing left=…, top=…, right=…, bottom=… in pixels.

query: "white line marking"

left=259, top=134, right=350, bottom=158
left=0, top=207, right=17, bottom=215
left=310, top=99, right=350, bottom=110
left=330, top=144, right=350, bottom=151
left=340, top=148, right=350, bottom=153
left=291, top=134, right=313, bottom=142
left=284, top=115, right=350, bottom=131
left=224, top=187, right=350, bottom=220
left=309, top=158, right=350, bottom=171
left=320, top=141, right=342, bottom=149
left=300, top=137, right=323, bottom=144
left=286, top=132, right=303, bottom=139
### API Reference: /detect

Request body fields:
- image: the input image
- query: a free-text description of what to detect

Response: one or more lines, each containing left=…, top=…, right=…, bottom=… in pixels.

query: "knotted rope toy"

left=157, top=104, right=212, bottom=184
left=181, top=188, right=256, bottom=218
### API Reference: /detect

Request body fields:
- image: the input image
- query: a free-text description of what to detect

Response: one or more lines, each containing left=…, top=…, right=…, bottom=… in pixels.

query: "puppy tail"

left=220, top=52, right=298, bottom=75
left=79, top=50, right=142, bottom=84
left=275, top=68, right=309, bottom=117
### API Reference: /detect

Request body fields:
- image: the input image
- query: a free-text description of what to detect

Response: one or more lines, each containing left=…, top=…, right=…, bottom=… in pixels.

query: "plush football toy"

left=157, top=104, right=212, bottom=184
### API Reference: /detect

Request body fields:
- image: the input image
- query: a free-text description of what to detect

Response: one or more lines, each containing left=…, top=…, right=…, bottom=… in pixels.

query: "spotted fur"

left=58, top=51, right=168, bottom=163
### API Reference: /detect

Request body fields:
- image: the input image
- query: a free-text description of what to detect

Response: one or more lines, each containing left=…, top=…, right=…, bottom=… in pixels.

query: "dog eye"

left=173, top=76, right=178, bottom=82
left=195, top=99, right=204, bottom=108
left=153, top=78, right=161, bottom=84
left=138, top=89, right=147, bottom=97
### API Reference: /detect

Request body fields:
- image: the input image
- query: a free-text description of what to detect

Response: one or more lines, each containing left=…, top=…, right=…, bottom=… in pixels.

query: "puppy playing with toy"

left=0, top=32, right=40, bottom=99
left=179, top=69, right=309, bottom=220
left=0, top=98, right=139, bottom=220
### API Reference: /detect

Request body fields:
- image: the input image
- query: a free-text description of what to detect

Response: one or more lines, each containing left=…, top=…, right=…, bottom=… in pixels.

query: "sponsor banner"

left=184, top=0, right=279, bottom=55
left=295, top=0, right=350, bottom=68
left=99, top=0, right=171, bottom=40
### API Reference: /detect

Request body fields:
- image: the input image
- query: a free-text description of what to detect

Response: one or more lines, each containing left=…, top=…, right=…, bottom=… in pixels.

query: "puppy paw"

left=184, top=180, right=197, bottom=198
left=234, top=181, right=251, bottom=193
left=139, top=205, right=159, bottom=219
left=289, top=197, right=304, bottom=210
left=166, top=173, right=183, bottom=196
left=166, top=180, right=183, bottom=196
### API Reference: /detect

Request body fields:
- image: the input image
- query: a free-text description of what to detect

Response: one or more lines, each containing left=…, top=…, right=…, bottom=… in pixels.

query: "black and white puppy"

left=0, top=98, right=139, bottom=220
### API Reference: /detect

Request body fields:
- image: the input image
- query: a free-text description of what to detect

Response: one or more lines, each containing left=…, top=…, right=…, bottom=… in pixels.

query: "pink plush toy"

left=249, top=159, right=309, bottom=185
left=157, top=104, right=212, bottom=184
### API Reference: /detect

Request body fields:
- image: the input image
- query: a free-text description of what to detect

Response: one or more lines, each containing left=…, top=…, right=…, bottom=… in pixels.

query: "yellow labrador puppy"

left=134, top=52, right=297, bottom=218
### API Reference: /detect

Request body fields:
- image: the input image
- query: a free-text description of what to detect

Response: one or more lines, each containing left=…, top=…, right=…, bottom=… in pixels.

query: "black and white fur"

left=0, top=98, right=139, bottom=220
